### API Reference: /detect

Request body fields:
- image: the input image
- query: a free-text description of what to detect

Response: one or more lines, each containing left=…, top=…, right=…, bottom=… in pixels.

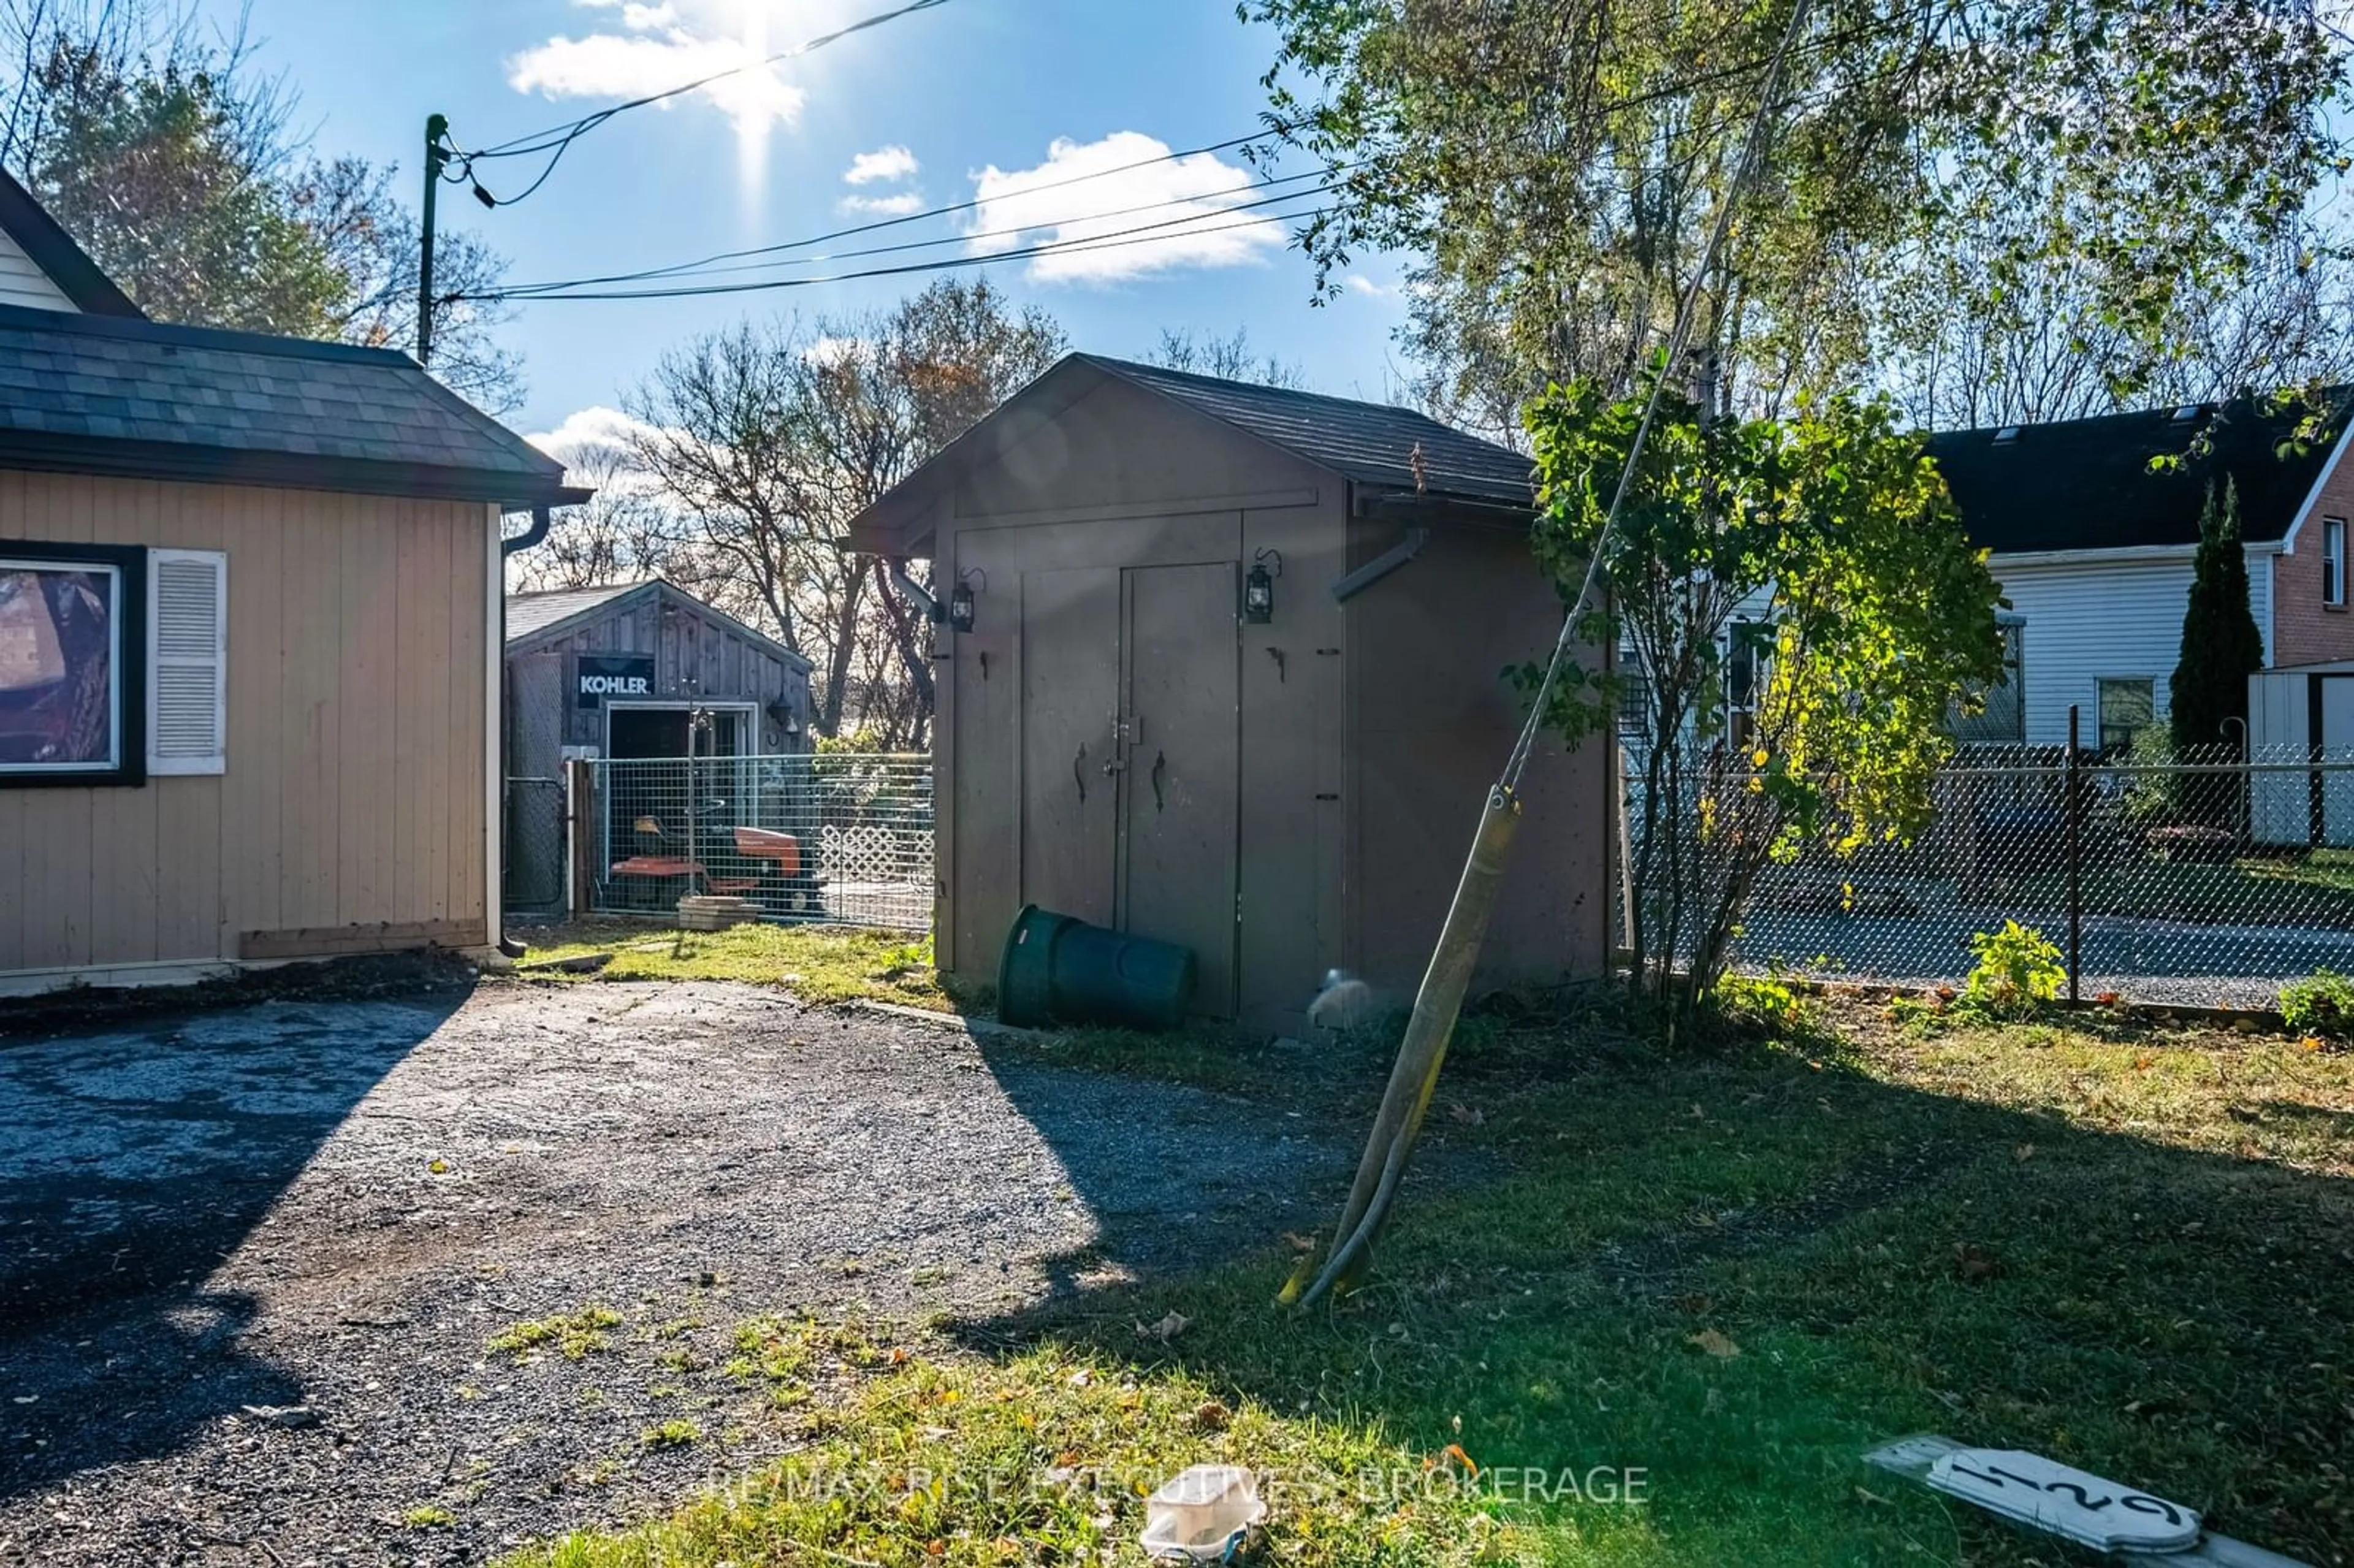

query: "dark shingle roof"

left=0, top=303, right=582, bottom=506
left=1078, top=354, right=1535, bottom=506
left=505, top=579, right=813, bottom=669
left=1927, top=390, right=2350, bottom=553
left=506, top=582, right=648, bottom=645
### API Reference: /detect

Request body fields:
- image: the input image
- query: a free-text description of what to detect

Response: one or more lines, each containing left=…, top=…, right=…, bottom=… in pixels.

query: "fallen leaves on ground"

left=1136, top=1311, right=1189, bottom=1344
left=1688, top=1328, right=1741, bottom=1358
left=1952, top=1243, right=2001, bottom=1283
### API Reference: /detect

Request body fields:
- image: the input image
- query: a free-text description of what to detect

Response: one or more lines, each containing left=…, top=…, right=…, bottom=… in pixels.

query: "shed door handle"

left=1151, top=750, right=1167, bottom=813
left=1073, top=742, right=1087, bottom=804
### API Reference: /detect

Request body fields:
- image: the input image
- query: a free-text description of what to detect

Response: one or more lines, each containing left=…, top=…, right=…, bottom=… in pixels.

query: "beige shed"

left=0, top=170, right=584, bottom=991
left=848, top=354, right=1609, bottom=1030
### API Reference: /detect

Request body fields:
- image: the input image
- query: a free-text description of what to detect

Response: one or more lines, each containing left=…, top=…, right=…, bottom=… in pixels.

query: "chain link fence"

left=503, top=776, right=569, bottom=915
left=1622, top=742, right=2354, bottom=1007
left=583, top=753, right=933, bottom=931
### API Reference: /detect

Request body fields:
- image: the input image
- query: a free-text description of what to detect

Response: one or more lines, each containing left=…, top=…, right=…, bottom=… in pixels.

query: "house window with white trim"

left=0, top=540, right=224, bottom=786
left=2096, top=677, right=2157, bottom=755
left=1953, top=615, right=2026, bottom=747
left=1726, top=618, right=1775, bottom=746
left=2325, top=516, right=2347, bottom=607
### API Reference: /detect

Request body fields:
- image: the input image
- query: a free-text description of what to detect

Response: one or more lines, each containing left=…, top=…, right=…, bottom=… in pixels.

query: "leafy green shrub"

left=2280, top=969, right=2354, bottom=1039
left=1886, top=995, right=1948, bottom=1035
left=1709, top=970, right=1809, bottom=1030
left=1961, top=921, right=2066, bottom=1019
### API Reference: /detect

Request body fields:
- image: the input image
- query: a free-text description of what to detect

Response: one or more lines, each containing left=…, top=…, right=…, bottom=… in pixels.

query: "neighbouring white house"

left=1925, top=390, right=2354, bottom=750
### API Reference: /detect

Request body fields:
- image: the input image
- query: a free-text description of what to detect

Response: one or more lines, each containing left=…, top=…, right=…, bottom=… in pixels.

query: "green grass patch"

left=641, top=1419, right=703, bottom=1450
left=488, top=1304, right=625, bottom=1363
left=509, top=921, right=970, bottom=1010
left=502, top=1003, right=2354, bottom=1567
left=403, top=1505, right=457, bottom=1529
left=2023, top=850, right=2354, bottom=926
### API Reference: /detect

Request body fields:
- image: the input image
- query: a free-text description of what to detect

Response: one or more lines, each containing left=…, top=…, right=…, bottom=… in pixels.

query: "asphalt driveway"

left=0, top=978, right=1346, bottom=1566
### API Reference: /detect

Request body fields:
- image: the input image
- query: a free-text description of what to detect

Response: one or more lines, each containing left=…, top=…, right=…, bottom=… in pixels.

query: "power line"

left=446, top=0, right=957, bottom=207
left=493, top=162, right=1353, bottom=298
left=460, top=204, right=1333, bottom=303
left=495, top=129, right=1282, bottom=295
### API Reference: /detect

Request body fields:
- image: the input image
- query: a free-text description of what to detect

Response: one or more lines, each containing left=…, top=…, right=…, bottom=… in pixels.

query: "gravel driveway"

left=0, top=980, right=1346, bottom=1566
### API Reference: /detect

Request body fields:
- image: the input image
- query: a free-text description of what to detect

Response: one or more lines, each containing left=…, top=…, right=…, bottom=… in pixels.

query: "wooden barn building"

left=501, top=579, right=813, bottom=911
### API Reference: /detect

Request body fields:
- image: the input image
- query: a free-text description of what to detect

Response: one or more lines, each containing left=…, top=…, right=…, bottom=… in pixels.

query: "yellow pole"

left=1284, top=785, right=1521, bottom=1305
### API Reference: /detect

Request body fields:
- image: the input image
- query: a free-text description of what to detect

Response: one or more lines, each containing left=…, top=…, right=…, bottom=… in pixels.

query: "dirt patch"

left=0, top=980, right=1347, bottom=1566
left=0, top=949, right=481, bottom=1045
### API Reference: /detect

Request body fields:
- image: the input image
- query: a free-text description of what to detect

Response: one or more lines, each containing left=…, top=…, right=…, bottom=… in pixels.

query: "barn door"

left=1118, top=562, right=1240, bottom=1016
left=1018, top=566, right=1120, bottom=926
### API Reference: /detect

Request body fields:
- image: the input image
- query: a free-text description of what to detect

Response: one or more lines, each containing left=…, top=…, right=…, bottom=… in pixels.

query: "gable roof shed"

left=848, top=352, right=1534, bottom=557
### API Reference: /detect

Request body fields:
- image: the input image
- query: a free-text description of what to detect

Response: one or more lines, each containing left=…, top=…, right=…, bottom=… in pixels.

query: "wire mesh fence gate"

left=578, top=753, right=934, bottom=931
left=1621, top=741, right=2354, bottom=1008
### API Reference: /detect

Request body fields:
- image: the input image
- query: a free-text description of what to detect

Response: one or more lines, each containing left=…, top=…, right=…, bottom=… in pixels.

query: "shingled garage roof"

left=1927, top=389, right=2351, bottom=554
left=0, top=303, right=585, bottom=508
left=1078, top=354, right=1536, bottom=506
left=505, top=582, right=646, bottom=644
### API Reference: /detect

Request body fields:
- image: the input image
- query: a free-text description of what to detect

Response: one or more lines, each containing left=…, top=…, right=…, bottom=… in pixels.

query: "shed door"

left=1019, top=566, right=1119, bottom=926
left=1118, top=562, right=1240, bottom=1016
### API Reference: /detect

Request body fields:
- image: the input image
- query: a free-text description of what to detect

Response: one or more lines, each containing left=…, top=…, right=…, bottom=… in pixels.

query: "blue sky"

left=186, top=0, right=1412, bottom=449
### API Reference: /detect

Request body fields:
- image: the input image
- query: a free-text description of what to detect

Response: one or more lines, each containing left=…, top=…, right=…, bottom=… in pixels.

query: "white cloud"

left=527, top=406, right=665, bottom=487
left=843, top=145, right=918, bottom=185
left=1347, top=275, right=1396, bottom=299
left=839, top=191, right=926, bottom=216
left=965, top=132, right=1288, bottom=285
left=506, top=0, right=803, bottom=135
left=528, top=405, right=654, bottom=459
left=800, top=335, right=867, bottom=368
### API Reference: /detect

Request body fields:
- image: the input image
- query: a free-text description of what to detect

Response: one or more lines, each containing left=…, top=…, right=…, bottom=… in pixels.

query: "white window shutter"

left=148, top=548, right=227, bottom=775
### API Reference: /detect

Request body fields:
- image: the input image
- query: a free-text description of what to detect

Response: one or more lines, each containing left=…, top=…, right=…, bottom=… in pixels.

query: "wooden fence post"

left=566, top=757, right=593, bottom=918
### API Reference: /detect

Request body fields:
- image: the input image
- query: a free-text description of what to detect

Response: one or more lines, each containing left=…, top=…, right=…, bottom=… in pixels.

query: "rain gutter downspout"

left=493, top=504, right=552, bottom=957
left=885, top=556, right=943, bottom=623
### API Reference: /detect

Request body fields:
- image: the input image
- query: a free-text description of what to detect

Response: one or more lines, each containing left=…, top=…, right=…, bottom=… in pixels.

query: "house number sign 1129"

left=1925, top=1448, right=2202, bottom=1553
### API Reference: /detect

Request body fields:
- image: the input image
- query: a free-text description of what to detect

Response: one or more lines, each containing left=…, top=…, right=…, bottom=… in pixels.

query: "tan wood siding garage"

left=0, top=470, right=492, bottom=976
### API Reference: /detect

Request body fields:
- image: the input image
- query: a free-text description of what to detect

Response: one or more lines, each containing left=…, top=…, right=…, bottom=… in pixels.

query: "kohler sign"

left=576, top=654, right=655, bottom=707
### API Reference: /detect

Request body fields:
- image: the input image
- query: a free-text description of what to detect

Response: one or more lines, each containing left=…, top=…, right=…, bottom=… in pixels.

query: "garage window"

left=2325, top=516, right=2347, bottom=607
left=0, top=541, right=144, bottom=785
left=0, top=541, right=226, bottom=786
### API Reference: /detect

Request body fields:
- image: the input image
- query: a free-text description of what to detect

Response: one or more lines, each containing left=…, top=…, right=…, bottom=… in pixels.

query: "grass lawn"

left=2024, top=849, right=2354, bottom=927
left=500, top=984, right=2353, bottom=1567
left=508, top=919, right=967, bottom=1011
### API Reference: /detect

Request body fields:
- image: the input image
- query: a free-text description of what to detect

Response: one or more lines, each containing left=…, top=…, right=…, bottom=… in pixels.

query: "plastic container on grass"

left=996, top=904, right=1195, bottom=1032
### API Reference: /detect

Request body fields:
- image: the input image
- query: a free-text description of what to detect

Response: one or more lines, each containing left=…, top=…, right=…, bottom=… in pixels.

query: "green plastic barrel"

left=996, top=904, right=1197, bottom=1032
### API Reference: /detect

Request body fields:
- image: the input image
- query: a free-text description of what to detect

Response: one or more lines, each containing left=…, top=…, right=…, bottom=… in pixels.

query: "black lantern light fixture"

left=1244, top=548, right=1282, bottom=624
left=948, top=566, right=985, bottom=633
